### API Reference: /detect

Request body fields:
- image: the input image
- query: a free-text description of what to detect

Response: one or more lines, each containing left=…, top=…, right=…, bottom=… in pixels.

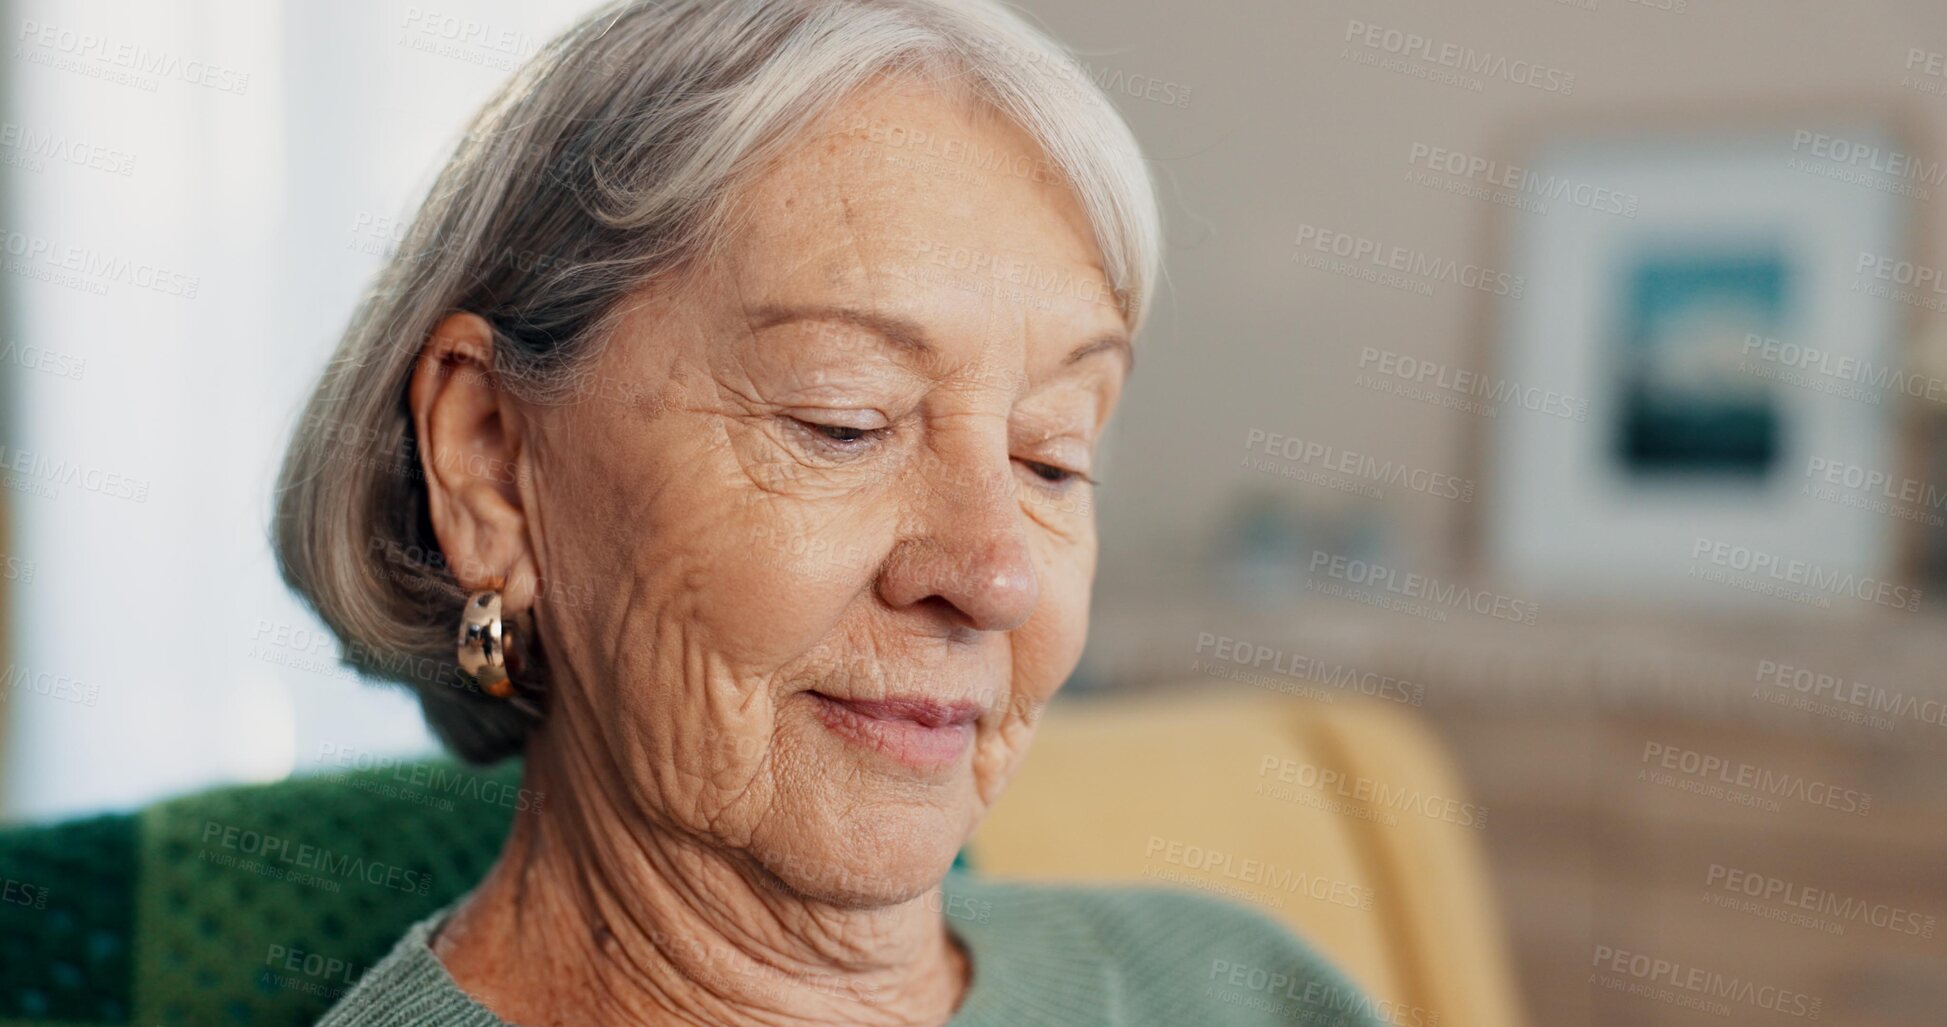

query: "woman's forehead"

left=707, top=90, right=1124, bottom=350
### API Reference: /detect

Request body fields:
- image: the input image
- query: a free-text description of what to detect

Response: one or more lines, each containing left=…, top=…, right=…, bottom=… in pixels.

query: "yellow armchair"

left=969, top=688, right=1525, bottom=1027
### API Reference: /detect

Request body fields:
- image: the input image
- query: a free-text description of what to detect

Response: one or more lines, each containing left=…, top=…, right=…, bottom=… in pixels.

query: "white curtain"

left=2, top=0, right=592, bottom=820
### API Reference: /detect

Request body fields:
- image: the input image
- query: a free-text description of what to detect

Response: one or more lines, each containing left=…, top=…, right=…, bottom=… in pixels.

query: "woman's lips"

left=807, top=692, right=979, bottom=769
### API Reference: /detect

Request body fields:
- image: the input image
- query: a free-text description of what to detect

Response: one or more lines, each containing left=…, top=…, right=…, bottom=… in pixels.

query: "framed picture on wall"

left=1474, top=115, right=1923, bottom=607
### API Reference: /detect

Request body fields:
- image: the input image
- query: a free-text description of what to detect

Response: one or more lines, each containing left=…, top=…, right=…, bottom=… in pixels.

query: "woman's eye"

left=1019, top=459, right=1091, bottom=487
left=816, top=424, right=868, bottom=443
left=789, top=416, right=887, bottom=451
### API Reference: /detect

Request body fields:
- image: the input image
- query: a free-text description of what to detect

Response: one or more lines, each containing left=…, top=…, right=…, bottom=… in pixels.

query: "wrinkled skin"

left=411, top=74, right=1132, bottom=1026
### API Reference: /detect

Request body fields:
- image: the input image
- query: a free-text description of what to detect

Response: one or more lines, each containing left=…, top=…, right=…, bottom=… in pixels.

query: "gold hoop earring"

left=458, top=590, right=538, bottom=715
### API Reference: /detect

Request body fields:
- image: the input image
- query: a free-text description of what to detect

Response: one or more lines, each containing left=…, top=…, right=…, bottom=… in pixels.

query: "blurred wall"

left=1013, top=0, right=1947, bottom=594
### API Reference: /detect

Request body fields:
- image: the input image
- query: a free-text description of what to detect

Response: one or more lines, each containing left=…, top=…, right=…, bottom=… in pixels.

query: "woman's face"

left=519, top=78, right=1131, bottom=905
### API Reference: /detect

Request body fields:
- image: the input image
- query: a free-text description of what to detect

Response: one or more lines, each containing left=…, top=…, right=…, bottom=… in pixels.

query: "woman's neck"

left=433, top=725, right=971, bottom=1027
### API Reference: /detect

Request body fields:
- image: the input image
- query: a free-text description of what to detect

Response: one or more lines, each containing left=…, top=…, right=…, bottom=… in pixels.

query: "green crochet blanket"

left=0, top=759, right=528, bottom=1026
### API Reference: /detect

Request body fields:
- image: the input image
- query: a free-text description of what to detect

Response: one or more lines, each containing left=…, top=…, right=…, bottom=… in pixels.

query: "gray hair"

left=272, top=0, right=1162, bottom=763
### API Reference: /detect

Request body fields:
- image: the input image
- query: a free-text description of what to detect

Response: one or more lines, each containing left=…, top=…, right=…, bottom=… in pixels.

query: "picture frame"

left=1466, top=109, right=1930, bottom=608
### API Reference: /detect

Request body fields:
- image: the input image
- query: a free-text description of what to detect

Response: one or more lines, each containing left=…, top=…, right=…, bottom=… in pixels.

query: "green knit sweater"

left=317, top=871, right=1388, bottom=1026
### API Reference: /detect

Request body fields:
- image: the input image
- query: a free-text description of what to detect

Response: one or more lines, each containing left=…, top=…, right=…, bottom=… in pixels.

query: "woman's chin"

left=754, top=791, right=978, bottom=908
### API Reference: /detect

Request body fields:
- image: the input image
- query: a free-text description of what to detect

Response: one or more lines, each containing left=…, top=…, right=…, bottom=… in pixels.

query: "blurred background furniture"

left=972, top=689, right=1524, bottom=1027
left=0, top=691, right=1518, bottom=1027
left=1080, top=600, right=1947, bottom=1027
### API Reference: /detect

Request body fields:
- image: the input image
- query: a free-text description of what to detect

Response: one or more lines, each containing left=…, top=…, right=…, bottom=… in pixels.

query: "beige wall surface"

left=1013, top=0, right=1944, bottom=594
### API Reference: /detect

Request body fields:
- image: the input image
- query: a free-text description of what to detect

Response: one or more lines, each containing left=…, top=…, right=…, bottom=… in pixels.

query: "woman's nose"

left=877, top=462, right=1041, bottom=634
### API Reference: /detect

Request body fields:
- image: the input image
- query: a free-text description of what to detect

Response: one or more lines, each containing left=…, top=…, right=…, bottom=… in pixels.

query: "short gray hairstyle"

left=273, top=0, right=1162, bottom=764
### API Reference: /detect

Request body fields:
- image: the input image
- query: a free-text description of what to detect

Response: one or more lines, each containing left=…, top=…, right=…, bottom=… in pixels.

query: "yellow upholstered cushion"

left=968, top=688, right=1524, bottom=1027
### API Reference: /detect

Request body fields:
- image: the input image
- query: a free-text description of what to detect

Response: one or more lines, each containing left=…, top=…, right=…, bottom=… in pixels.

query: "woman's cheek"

left=687, top=498, right=891, bottom=661
left=1019, top=540, right=1095, bottom=694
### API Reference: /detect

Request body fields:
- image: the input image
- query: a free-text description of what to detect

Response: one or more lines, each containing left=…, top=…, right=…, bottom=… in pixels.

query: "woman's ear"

left=410, top=312, right=542, bottom=613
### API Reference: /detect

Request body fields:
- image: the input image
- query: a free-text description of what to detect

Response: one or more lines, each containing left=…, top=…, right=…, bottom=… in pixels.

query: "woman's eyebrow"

left=746, top=301, right=1132, bottom=374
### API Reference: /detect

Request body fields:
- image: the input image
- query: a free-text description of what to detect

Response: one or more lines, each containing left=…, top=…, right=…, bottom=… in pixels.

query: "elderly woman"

left=275, top=0, right=1380, bottom=1024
